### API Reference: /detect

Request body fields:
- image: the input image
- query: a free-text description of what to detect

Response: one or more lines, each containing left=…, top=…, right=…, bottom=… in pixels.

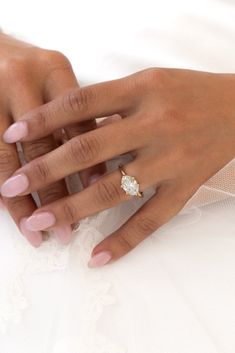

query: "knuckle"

left=141, top=67, right=170, bottom=89
left=116, top=216, right=160, bottom=252
left=95, top=179, right=122, bottom=205
left=23, top=138, right=54, bottom=161
left=41, top=49, right=74, bottom=90
left=62, top=89, right=81, bottom=114
left=6, top=195, right=29, bottom=213
left=134, top=215, right=159, bottom=236
left=68, top=134, right=101, bottom=165
left=129, top=68, right=170, bottom=96
left=62, top=201, right=77, bottom=224
left=0, top=147, right=17, bottom=172
left=33, top=159, right=50, bottom=182
left=38, top=184, right=65, bottom=205
left=32, top=106, right=52, bottom=135
left=62, top=87, right=95, bottom=114
left=117, top=233, right=133, bottom=252
left=39, top=49, right=71, bottom=67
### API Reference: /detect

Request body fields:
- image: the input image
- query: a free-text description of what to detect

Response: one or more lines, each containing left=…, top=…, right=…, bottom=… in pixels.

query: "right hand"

left=0, top=32, right=105, bottom=246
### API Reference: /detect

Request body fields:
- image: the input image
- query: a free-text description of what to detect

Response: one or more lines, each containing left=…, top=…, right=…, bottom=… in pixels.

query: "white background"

left=1, top=0, right=235, bottom=84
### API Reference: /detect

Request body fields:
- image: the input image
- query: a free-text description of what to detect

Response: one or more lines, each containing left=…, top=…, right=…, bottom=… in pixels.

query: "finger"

left=0, top=113, right=43, bottom=247
left=65, top=121, right=107, bottom=188
left=16, top=161, right=163, bottom=232
left=0, top=117, right=141, bottom=196
left=3, top=75, right=135, bottom=143
left=88, top=184, right=191, bottom=267
left=44, top=65, right=106, bottom=188
left=11, top=89, right=72, bottom=245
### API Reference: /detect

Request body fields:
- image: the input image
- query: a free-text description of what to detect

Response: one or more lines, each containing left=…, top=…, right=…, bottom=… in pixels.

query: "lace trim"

left=0, top=211, right=127, bottom=352
left=0, top=232, right=70, bottom=334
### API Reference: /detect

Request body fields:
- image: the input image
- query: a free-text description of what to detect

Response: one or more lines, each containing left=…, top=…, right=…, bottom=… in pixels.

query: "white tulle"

left=1, top=0, right=235, bottom=352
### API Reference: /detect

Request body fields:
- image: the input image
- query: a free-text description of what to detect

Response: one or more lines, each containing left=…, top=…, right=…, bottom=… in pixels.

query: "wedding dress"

left=0, top=0, right=235, bottom=352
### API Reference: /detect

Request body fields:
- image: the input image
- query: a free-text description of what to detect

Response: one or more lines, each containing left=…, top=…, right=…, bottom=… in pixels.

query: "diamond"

left=121, top=175, right=140, bottom=196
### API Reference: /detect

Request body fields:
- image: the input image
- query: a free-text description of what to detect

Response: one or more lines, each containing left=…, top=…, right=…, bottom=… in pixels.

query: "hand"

left=0, top=32, right=104, bottom=246
left=2, top=68, right=235, bottom=265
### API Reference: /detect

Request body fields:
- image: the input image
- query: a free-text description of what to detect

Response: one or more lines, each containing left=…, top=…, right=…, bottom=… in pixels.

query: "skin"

left=1, top=61, right=235, bottom=265
left=0, top=33, right=104, bottom=246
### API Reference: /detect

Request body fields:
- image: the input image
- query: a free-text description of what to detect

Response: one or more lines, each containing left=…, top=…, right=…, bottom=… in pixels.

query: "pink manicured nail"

left=25, top=212, right=56, bottom=231
left=53, top=225, right=72, bottom=245
left=1, top=174, right=29, bottom=197
left=3, top=121, right=28, bottom=143
left=20, top=218, right=43, bottom=247
left=88, top=251, right=112, bottom=268
left=89, top=173, right=102, bottom=185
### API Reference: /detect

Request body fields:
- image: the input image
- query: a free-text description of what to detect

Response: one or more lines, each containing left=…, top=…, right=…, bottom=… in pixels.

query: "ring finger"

left=23, top=159, right=164, bottom=231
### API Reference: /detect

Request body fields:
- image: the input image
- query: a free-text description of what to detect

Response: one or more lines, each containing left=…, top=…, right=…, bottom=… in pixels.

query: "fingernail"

left=25, top=212, right=56, bottom=231
left=53, top=225, right=73, bottom=245
left=89, top=173, right=102, bottom=185
left=1, top=174, right=29, bottom=197
left=3, top=121, right=28, bottom=143
left=88, top=251, right=112, bottom=268
left=20, top=217, right=43, bottom=247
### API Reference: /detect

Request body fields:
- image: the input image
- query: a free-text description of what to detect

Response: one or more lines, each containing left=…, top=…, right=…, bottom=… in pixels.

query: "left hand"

left=1, top=68, right=235, bottom=266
